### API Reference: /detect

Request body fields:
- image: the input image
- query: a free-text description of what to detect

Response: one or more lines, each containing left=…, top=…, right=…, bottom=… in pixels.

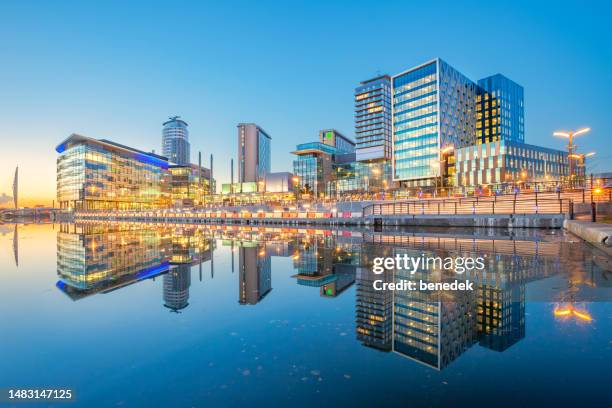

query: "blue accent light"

left=136, top=261, right=170, bottom=280
left=133, top=152, right=168, bottom=169
left=56, top=280, right=68, bottom=291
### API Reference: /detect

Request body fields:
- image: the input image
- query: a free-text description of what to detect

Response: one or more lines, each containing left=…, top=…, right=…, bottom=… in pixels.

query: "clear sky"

left=1, top=0, right=610, bottom=207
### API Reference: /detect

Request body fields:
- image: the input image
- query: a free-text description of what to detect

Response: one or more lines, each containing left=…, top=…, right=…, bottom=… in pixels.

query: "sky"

left=1, top=0, right=611, bottom=207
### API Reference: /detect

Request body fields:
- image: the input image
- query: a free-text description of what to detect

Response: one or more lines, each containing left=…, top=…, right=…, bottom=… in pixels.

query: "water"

left=0, top=223, right=610, bottom=408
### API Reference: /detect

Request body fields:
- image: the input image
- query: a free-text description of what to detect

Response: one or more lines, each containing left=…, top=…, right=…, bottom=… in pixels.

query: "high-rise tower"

left=162, top=116, right=190, bottom=165
left=237, top=123, right=271, bottom=183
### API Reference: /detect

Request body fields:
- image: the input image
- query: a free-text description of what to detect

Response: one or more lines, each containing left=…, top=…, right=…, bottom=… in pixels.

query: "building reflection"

left=164, top=265, right=191, bottom=312
left=356, top=231, right=568, bottom=370
left=54, top=222, right=608, bottom=369
left=55, top=223, right=214, bottom=312
left=291, top=236, right=356, bottom=298
left=238, top=243, right=272, bottom=305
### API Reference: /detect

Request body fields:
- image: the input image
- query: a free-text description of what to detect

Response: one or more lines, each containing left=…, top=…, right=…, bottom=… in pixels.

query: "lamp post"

left=553, top=127, right=590, bottom=187
left=568, top=152, right=595, bottom=187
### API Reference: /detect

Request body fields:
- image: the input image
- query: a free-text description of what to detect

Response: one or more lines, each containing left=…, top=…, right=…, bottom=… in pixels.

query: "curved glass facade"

left=56, top=135, right=170, bottom=210
left=162, top=117, right=190, bottom=165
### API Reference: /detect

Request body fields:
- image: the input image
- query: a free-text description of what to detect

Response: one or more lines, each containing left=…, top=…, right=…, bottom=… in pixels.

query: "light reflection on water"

left=0, top=222, right=610, bottom=407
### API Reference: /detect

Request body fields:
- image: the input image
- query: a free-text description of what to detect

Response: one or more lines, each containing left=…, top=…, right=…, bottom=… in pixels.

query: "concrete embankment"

left=76, top=213, right=565, bottom=228
left=564, top=220, right=612, bottom=249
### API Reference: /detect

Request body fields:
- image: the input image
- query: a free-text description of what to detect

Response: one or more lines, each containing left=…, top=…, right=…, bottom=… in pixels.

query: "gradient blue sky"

left=1, top=0, right=610, bottom=205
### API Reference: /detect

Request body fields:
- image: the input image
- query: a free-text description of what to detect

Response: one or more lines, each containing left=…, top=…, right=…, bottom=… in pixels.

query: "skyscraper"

left=355, top=75, right=392, bottom=162
left=392, top=59, right=478, bottom=188
left=162, top=116, right=190, bottom=165
left=237, top=123, right=271, bottom=183
left=476, top=74, right=525, bottom=144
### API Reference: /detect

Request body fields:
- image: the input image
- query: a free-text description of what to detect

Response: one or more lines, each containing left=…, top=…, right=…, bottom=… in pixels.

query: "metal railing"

left=363, top=194, right=570, bottom=217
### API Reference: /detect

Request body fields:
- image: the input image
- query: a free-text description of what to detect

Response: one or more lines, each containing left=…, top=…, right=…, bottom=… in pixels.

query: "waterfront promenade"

left=74, top=189, right=610, bottom=228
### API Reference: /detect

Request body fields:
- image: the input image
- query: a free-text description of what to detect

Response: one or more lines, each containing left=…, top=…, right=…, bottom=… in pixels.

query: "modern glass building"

left=455, top=140, right=571, bottom=191
left=168, top=164, right=214, bottom=207
left=162, top=116, right=190, bottom=165
left=56, top=134, right=170, bottom=210
left=237, top=123, right=271, bottom=183
left=355, top=75, right=393, bottom=162
left=292, top=142, right=336, bottom=197
left=292, top=130, right=355, bottom=197
left=392, top=59, right=478, bottom=188
left=327, top=160, right=394, bottom=197
left=319, top=129, right=355, bottom=153
left=476, top=74, right=524, bottom=144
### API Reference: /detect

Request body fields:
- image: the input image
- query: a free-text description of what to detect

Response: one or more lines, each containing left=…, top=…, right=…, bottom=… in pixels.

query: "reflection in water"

left=238, top=244, right=272, bottom=305
left=292, top=237, right=357, bottom=298
left=13, top=224, right=19, bottom=267
left=55, top=222, right=610, bottom=371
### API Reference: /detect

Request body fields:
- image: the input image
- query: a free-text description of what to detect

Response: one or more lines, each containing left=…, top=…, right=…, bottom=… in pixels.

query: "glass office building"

left=56, top=134, right=170, bottom=210
left=292, top=130, right=355, bottom=197
left=477, top=74, right=524, bottom=144
left=162, top=116, right=190, bottom=165
left=355, top=75, right=392, bottom=162
left=292, top=142, right=336, bottom=196
left=455, top=140, right=571, bottom=191
left=320, top=129, right=355, bottom=154
left=168, top=164, right=214, bottom=207
left=392, top=59, right=477, bottom=188
left=237, top=123, right=271, bottom=183
left=327, top=160, right=394, bottom=197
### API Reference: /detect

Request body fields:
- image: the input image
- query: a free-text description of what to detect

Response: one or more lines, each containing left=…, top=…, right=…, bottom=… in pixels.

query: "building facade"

left=455, top=140, right=571, bottom=191
left=355, top=75, right=392, bottom=162
left=292, top=130, right=355, bottom=197
left=168, top=164, right=214, bottom=207
left=56, top=134, right=170, bottom=210
left=477, top=74, right=525, bottom=144
left=237, top=123, right=271, bottom=183
left=56, top=134, right=215, bottom=210
left=392, top=59, right=478, bottom=188
left=319, top=129, right=355, bottom=154
left=162, top=116, right=190, bottom=165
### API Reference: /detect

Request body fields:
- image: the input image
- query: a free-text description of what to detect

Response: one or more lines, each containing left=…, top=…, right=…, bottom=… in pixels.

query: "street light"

left=568, top=152, right=595, bottom=186
left=553, top=127, right=590, bottom=185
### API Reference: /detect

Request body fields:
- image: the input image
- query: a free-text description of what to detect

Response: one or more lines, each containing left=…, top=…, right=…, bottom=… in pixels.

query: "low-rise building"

left=292, top=130, right=355, bottom=198
left=168, top=164, right=214, bottom=207
left=56, top=134, right=214, bottom=210
left=455, top=139, right=573, bottom=192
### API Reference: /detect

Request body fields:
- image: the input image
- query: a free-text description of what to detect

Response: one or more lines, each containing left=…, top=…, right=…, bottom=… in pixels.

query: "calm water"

left=0, top=223, right=610, bottom=408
